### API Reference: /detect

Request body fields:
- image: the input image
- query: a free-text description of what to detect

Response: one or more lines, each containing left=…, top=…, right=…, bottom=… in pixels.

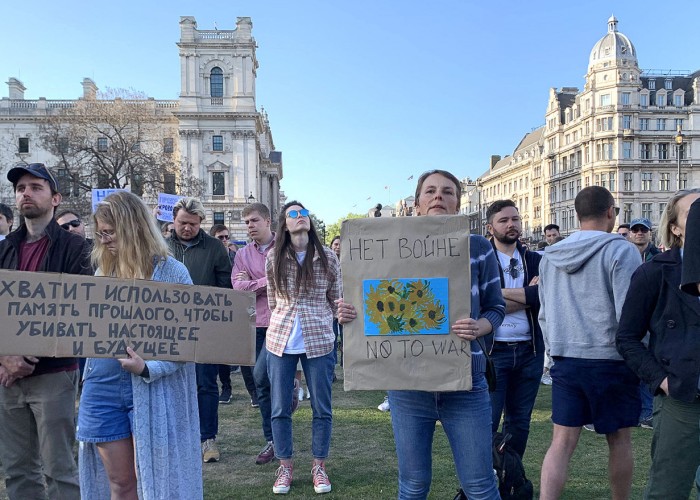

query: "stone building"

left=0, top=16, right=282, bottom=239
left=479, top=16, right=698, bottom=240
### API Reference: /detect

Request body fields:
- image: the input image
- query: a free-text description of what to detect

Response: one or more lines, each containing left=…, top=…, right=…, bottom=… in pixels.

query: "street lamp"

left=247, top=192, right=255, bottom=204
left=675, top=125, right=684, bottom=190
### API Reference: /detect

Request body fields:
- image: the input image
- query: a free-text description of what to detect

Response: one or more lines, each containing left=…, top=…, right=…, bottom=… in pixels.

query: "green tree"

left=326, top=212, right=365, bottom=242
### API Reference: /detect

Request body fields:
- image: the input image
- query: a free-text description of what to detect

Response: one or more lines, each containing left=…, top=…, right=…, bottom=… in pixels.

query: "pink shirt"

left=231, top=235, right=275, bottom=327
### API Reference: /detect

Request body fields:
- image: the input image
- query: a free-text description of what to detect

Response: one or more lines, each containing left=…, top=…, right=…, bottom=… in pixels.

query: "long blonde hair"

left=659, top=188, right=700, bottom=249
left=92, top=191, right=169, bottom=279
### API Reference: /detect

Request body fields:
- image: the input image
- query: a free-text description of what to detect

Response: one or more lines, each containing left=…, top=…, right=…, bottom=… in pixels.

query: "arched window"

left=210, top=67, right=223, bottom=97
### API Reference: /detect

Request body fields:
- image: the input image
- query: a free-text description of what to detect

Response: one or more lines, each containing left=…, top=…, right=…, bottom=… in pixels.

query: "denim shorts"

left=551, top=356, right=640, bottom=434
left=77, top=358, right=134, bottom=443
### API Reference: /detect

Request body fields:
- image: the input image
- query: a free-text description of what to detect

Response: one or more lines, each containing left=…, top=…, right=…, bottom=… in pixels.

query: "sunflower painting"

left=363, top=278, right=449, bottom=335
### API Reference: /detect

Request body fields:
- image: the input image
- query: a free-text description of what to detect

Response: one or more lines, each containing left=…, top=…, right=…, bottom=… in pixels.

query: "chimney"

left=490, top=155, right=501, bottom=170
left=82, top=78, right=98, bottom=100
left=7, top=78, right=25, bottom=99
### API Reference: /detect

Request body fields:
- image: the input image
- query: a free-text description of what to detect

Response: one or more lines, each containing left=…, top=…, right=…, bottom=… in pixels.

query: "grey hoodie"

left=538, top=231, right=641, bottom=360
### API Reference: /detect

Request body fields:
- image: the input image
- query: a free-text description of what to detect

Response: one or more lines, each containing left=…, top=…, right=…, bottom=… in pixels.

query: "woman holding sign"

left=338, top=170, right=505, bottom=499
left=265, top=201, right=341, bottom=495
left=77, top=191, right=202, bottom=499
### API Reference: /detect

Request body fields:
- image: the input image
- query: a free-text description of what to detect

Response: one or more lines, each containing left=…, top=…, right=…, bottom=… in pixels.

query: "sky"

left=3, top=0, right=700, bottom=225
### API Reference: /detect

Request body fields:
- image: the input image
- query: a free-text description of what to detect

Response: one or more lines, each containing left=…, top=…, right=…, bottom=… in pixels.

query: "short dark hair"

left=414, top=170, right=462, bottom=211
left=575, top=186, right=614, bottom=222
left=486, top=199, right=517, bottom=223
left=242, top=202, right=270, bottom=220
left=55, top=209, right=80, bottom=221
left=617, top=223, right=630, bottom=230
left=209, top=224, right=228, bottom=236
left=0, top=203, right=14, bottom=223
left=544, top=224, right=560, bottom=233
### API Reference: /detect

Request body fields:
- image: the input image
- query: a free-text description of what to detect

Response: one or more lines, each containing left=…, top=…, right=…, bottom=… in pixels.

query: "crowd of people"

left=0, top=163, right=697, bottom=500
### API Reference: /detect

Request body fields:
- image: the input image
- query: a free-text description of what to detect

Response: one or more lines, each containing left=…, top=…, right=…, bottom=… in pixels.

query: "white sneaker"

left=298, top=387, right=304, bottom=402
left=306, top=388, right=311, bottom=400
left=377, top=396, right=390, bottom=412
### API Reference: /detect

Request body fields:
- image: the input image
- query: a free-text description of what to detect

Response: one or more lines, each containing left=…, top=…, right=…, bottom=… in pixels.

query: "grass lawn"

left=0, top=367, right=662, bottom=499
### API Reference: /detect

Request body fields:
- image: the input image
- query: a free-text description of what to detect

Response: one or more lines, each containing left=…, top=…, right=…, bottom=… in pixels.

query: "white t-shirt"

left=283, top=251, right=307, bottom=354
left=494, top=250, right=531, bottom=342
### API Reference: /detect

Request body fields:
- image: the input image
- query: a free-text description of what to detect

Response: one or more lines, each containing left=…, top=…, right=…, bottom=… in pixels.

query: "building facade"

left=478, top=16, right=698, bottom=240
left=0, top=16, right=282, bottom=239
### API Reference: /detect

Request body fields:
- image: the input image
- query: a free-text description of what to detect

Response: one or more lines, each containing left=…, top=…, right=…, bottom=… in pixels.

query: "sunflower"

left=385, top=314, right=406, bottom=334
left=406, top=279, right=434, bottom=306
left=403, top=314, right=425, bottom=333
left=420, top=301, right=446, bottom=330
left=383, top=293, right=401, bottom=316
left=364, top=285, right=387, bottom=324
left=377, top=279, right=403, bottom=297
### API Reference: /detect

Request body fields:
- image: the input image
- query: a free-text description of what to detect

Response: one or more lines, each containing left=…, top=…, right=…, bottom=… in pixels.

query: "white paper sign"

left=156, top=193, right=184, bottom=222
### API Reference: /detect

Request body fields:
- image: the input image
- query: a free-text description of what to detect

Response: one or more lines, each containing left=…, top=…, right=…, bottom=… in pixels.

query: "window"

left=131, top=142, right=140, bottom=152
left=594, top=174, right=601, bottom=186
left=600, top=94, right=611, bottom=106
left=658, top=143, right=669, bottom=160
left=164, top=138, right=174, bottom=153
left=624, top=173, right=633, bottom=191
left=659, top=173, right=670, bottom=191
left=656, top=93, right=666, bottom=107
left=569, top=209, right=575, bottom=230
left=641, top=143, right=651, bottom=160
left=212, top=172, right=225, bottom=196
left=640, top=118, right=649, bottom=130
left=657, top=118, right=666, bottom=131
left=640, top=94, right=649, bottom=107
left=675, top=119, right=684, bottom=131
left=58, top=138, right=69, bottom=154
left=569, top=181, right=574, bottom=199
left=642, top=203, right=652, bottom=220
left=623, top=203, right=632, bottom=223
left=681, top=173, right=688, bottom=189
left=210, top=67, right=223, bottom=98
left=665, top=79, right=673, bottom=90
left=584, top=145, right=590, bottom=163
left=164, top=173, right=176, bottom=194
left=623, top=141, right=632, bottom=159
left=213, top=212, right=225, bottom=225
left=585, top=176, right=590, bottom=187
left=642, top=172, right=652, bottom=191
left=549, top=187, right=556, bottom=203
left=561, top=185, right=566, bottom=201
left=212, top=135, right=223, bottom=152
left=609, top=172, right=616, bottom=192
left=18, top=137, right=29, bottom=153
left=648, top=80, right=656, bottom=90
left=659, top=203, right=667, bottom=219
left=674, top=94, right=683, bottom=107
left=97, top=137, right=108, bottom=152
left=621, top=92, right=631, bottom=105
left=605, top=142, right=613, bottom=160
left=622, top=115, right=631, bottom=129
left=576, top=179, right=581, bottom=193
left=601, top=173, right=607, bottom=189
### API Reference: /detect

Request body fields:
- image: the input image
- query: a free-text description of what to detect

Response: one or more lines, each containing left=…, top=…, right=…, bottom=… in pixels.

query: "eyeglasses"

left=60, top=219, right=81, bottom=231
left=506, top=257, right=520, bottom=279
left=286, top=209, right=310, bottom=219
left=630, top=227, right=650, bottom=233
left=217, top=234, right=230, bottom=241
left=95, top=231, right=115, bottom=242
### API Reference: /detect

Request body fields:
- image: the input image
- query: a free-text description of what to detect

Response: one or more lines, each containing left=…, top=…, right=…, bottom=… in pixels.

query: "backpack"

left=453, top=432, right=533, bottom=500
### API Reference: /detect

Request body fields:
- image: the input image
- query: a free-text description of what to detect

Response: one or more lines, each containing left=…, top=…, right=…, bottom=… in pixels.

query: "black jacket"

left=0, top=219, right=92, bottom=376
left=617, top=248, right=700, bottom=402
left=167, top=229, right=232, bottom=288
left=489, top=240, right=543, bottom=355
left=681, top=199, right=700, bottom=295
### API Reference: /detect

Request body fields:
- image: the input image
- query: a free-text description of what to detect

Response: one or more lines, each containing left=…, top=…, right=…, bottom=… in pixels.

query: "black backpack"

left=453, top=432, right=533, bottom=500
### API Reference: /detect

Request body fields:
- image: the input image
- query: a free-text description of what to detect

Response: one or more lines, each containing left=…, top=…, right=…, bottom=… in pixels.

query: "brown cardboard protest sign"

left=341, top=215, right=472, bottom=391
left=0, top=270, right=256, bottom=365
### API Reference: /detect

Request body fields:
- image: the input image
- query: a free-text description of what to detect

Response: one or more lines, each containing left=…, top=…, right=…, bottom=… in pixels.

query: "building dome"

left=588, top=16, right=637, bottom=70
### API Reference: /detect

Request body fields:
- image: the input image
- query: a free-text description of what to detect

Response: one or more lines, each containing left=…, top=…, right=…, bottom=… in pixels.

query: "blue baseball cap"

left=630, top=217, right=652, bottom=230
left=7, top=163, right=59, bottom=192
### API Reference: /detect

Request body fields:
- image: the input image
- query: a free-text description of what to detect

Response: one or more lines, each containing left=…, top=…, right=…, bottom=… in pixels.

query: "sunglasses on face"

left=286, top=209, right=310, bottom=219
left=507, top=257, right=520, bottom=279
left=60, top=219, right=81, bottom=231
left=631, top=227, right=650, bottom=233
left=217, top=234, right=230, bottom=241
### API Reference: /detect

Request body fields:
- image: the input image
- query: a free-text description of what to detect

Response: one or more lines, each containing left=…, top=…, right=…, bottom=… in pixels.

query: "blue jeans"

left=489, top=341, right=543, bottom=457
left=267, top=351, right=334, bottom=460
left=639, top=381, right=654, bottom=421
left=388, top=372, right=499, bottom=500
left=252, top=328, right=272, bottom=442
left=196, top=363, right=219, bottom=441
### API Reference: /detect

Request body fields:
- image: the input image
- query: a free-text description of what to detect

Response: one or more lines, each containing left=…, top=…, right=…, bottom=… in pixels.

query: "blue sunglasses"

left=286, top=208, right=310, bottom=219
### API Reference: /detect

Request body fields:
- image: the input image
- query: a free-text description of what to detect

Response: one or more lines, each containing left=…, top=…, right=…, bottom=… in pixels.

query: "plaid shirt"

left=265, top=246, right=342, bottom=358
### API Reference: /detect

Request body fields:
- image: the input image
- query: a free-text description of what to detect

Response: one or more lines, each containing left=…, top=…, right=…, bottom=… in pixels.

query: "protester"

left=0, top=163, right=90, bottom=500
left=167, top=197, right=232, bottom=464
left=0, top=202, right=14, bottom=241
left=232, top=202, right=278, bottom=464
left=77, top=191, right=201, bottom=499
left=55, top=209, right=88, bottom=238
left=330, top=235, right=343, bottom=371
left=210, top=223, right=237, bottom=266
left=543, top=224, right=560, bottom=244
left=629, top=217, right=659, bottom=262
left=266, top=201, right=341, bottom=494
left=617, top=223, right=630, bottom=239
left=161, top=221, right=174, bottom=239
left=538, top=186, right=641, bottom=500
left=486, top=199, right=543, bottom=459
left=338, top=169, right=505, bottom=499
left=617, top=188, right=700, bottom=499
left=681, top=198, right=700, bottom=296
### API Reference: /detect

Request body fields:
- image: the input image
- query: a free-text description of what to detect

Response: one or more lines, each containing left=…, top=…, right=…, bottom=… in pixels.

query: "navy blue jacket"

left=490, top=240, right=544, bottom=355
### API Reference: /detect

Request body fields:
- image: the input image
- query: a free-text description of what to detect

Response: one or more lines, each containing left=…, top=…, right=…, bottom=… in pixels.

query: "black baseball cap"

left=7, top=163, right=59, bottom=192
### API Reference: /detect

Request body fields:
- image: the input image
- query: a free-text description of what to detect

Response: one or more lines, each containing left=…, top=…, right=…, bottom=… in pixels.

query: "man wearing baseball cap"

left=0, top=163, right=91, bottom=499
left=629, top=217, right=660, bottom=262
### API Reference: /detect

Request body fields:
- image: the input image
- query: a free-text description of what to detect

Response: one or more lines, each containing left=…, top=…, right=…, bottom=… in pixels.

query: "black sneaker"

left=639, top=417, right=653, bottom=429
left=219, top=387, right=232, bottom=404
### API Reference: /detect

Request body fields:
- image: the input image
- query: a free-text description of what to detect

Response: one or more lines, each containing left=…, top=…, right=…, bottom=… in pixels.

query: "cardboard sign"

left=341, top=215, right=472, bottom=391
left=156, top=193, right=183, bottom=223
left=0, top=270, right=256, bottom=365
left=91, top=189, right=128, bottom=212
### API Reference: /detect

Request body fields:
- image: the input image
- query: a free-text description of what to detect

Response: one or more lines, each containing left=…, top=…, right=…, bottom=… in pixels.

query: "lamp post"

left=675, top=125, right=684, bottom=190
left=247, top=192, right=255, bottom=204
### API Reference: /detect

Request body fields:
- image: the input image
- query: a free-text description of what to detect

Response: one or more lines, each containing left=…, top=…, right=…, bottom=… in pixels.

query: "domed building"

left=478, top=16, right=699, bottom=241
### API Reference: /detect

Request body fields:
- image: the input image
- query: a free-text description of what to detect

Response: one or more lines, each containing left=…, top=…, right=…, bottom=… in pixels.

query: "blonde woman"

left=77, top=191, right=201, bottom=500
